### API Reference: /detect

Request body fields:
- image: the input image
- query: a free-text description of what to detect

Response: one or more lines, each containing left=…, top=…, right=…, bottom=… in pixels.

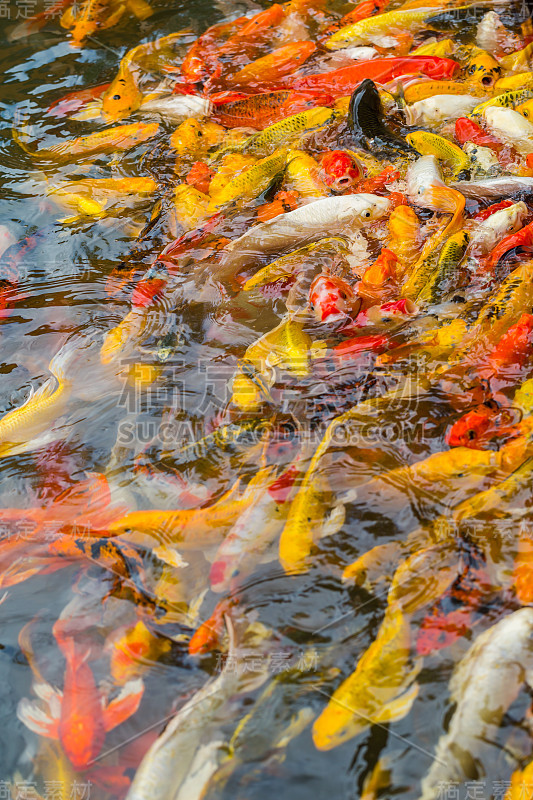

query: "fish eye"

left=468, top=65, right=476, bottom=74
left=468, top=430, right=476, bottom=440
left=363, top=210, right=371, bottom=217
left=113, top=94, right=121, bottom=100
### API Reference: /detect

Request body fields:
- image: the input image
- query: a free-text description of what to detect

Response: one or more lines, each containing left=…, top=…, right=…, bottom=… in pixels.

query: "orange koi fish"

left=18, top=636, right=144, bottom=771
left=446, top=404, right=520, bottom=449
left=227, top=42, right=316, bottom=87
left=47, top=83, right=111, bottom=118
left=217, top=4, right=286, bottom=57
left=181, top=17, right=248, bottom=82
left=320, top=0, right=390, bottom=41
left=8, top=0, right=71, bottom=40
left=213, top=89, right=332, bottom=129
left=485, top=219, right=533, bottom=270
left=319, top=150, right=362, bottom=191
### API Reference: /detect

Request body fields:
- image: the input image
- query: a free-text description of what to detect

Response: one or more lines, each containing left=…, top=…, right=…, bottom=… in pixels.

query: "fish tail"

left=48, top=333, right=93, bottom=385
left=12, top=107, right=37, bottom=156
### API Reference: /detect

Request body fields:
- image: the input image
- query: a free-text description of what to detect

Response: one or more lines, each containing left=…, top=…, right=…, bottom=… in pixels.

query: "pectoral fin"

left=371, top=682, right=419, bottom=726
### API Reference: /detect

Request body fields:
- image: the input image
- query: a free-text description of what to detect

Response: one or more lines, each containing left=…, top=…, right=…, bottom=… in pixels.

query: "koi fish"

left=47, top=176, right=158, bottom=222
left=312, top=606, right=420, bottom=750
left=8, top=0, right=71, bottom=40
left=446, top=402, right=518, bottom=448
left=320, top=150, right=362, bottom=190
left=13, top=120, right=159, bottom=162
left=213, top=90, right=332, bottom=129
left=216, top=4, right=286, bottom=57
left=325, top=7, right=440, bottom=50
left=219, top=193, right=390, bottom=275
left=107, top=620, right=171, bottom=683
left=469, top=200, right=528, bottom=254
left=171, top=118, right=224, bottom=159
left=485, top=219, right=533, bottom=270
left=403, top=79, right=479, bottom=103
left=236, top=106, right=337, bottom=156
left=0, top=341, right=78, bottom=459
left=209, top=148, right=288, bottom=210
left=227, top=41, right=316, bottom=87
left=419, top=609, right=533, bottom=800
left=242, top=237, right=348, bottom=290
left=406, top=130, right=470, bottom=179
left=285, top=149, right=330, bottom=197
left=483, top=107, right=533, bottom=156
left=387, top=205, right=421, bottom=274
left=47, top=82, right=111, bottom=118
left=18, top=636, right=144, bottom=771
left=210, top=465, right=298, bottom=593
left=349, top=79, right=414, bottom=156
left=126, top=617, right=270, bottom=800
left=464, top=47, right=502, bottom=89
left=61, top=0, right=129, bottom=46
left=417, top=229, right=470, bottom=303
left=290, top=56, right=460, bottom=96
left=405, top=93, right=480, bottom=125
left=309, top=274, right=357, bottom=322
left=471, top=88, right=533, bottom=118
left=107, top=468, right=276, bottom=549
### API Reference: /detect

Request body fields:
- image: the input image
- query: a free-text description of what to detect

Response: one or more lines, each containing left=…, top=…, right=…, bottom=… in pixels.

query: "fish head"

left=406, top=155, right=445, bottom=207
left=102, top=73, right=142, bottom=122
left=349, top=193, right=391, bottom=223
left=517, top=99, right=533, bottom=120
left=446, top=406, right=494, bottom=448
left=465, top=50, right=502, bottom=90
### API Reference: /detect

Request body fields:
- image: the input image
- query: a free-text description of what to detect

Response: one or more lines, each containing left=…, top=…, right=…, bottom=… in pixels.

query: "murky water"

left=1, top=0, right=533, bottom=798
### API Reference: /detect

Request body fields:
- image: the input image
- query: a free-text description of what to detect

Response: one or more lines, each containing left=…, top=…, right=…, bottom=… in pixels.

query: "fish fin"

left=70, top=100, right=104, bottom=122
left=48, top=338, right=82, bottom=384
left=371, top=681, right=419, bottom=726
left=318, top=502, right=345, bottom=540
left=100, top=3, right=126, bottom=29
left=8, top=16, right=46, bottom=41
left=17, top=695, right=60, bottom=738
left=241, top=465, right=278, bottom=498
left=153, top=544, right=188, bottom=568
left=12, top=108, right=37, bottom=156
left=60, top=4, right=77, bottom=28
left=103, top=678, right=144, bottom=731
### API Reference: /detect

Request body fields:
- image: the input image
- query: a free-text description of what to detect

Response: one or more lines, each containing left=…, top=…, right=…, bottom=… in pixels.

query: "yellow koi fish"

left=0, top=342, right=75, bottom=458
left=209, top=149, right=288, bottom=210
left=107, top=467, right=276, bottom=548
left=312, top=606, right=420, bottom=749
left=13, top=120, right=159, bottom=162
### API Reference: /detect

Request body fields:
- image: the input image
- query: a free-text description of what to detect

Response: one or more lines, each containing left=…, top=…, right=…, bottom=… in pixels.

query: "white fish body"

left=418, top=608, right=533, bottom=800
left=462, top=142, right=499, bottom=177
left=405, top=94, right=479, bottom=125
left=139, top=94, right=213, bottom=122
left=126, top=618, right=269, bottom=800
left=210, top=481, right=291, bottom=593
left=469, top=200, right=528, bottom=253
left=406, top=155, right=446, bottom=210
left=220, top=194, right=390, bottom=274
left=0, top=226, right=16, bottom=258
left=450, top=175, right=533, bottom=198
left=476, top=10, right=521, bottom=53
left=483, top=106, right=533, bottom=156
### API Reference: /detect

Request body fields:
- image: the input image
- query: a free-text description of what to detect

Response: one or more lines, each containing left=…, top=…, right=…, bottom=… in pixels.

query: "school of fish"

left=5, top=0, right=533, bottom=795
